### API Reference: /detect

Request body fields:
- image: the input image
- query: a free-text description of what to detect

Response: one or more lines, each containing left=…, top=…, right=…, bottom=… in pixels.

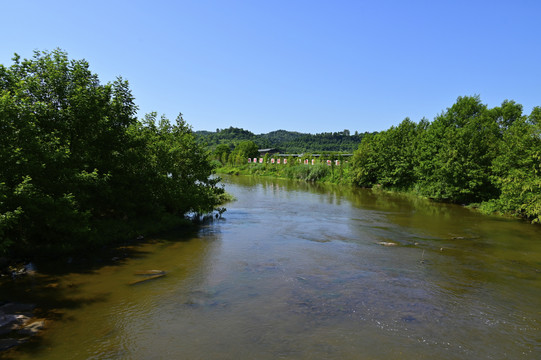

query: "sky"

left=1, top=0, right=540, bottom=134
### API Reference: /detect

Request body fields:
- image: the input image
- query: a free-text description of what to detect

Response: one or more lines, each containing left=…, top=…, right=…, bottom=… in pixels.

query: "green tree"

left=0, top=50, right=224, bottom=256
left=213, top=143, right=231, bottom=164
left=352, top=133, right=380, bottom=187
left=485, top=107, right=541, bottom=222
left=132, top=113, right=223, bottom=216
left=230, top=140, right=259, bottom=165
left=491, top=99, right=524, bottom=133
left=370, top=118, right=424, bottom=189
left=0, top=49, right=137, bottom=254
left=415, top=96, right=499, bottom=203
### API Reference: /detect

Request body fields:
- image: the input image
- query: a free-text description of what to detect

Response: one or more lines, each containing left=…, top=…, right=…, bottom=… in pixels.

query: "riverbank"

left=0, top=185, right=234, bottom=270
left=215, top=163, right=354, bottom=185
left=0, top=214, right=228, bottom=355
left=215, top=164, right=539, bottom=225
left=0, top=198, right=235, bottom=355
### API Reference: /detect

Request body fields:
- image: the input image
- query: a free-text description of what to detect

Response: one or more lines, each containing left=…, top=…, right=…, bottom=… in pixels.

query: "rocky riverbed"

left=0, top=302, right=45, bottom=351
left=0, top=262, right=46, bottom=352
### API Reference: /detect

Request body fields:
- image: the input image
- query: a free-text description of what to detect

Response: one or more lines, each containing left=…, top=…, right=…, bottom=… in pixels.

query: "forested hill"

left=195, top=127, right=371, bottom=153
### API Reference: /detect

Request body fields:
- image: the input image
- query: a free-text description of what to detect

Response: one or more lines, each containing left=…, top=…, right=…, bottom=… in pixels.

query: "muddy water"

left=3, top=175, right=541, bottom=359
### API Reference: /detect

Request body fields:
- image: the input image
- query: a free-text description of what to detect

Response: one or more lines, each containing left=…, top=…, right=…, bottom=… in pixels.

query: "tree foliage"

left=483, top=107, right=541, bottom=222
left=352, top=95, right=541, bottom=223
left=352, top=118, right=424, bottom=189
left=415, top=96, right=499, bottom=203
left=0, top=50, right=223, bottom=256
left=229, top=140, right=259, bottom=165
left=196, top=127, right=369, bottom=153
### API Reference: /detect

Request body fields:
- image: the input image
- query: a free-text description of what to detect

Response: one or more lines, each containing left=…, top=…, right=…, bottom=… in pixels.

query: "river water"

left=3, top=175, right=541, bottom=359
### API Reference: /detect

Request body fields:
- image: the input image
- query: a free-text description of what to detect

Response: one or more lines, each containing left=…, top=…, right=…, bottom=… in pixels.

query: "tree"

left=486, top=107, right=541, bottom=222
left=230, top=140, right=259, bottom=165
left=380, top=118, right=424, bottom=189
left=351, top=118, right=424, bottom=189
left=352, top=133, right=380, bottom=187
left=195, top=127, right=367, bottom=154
left=0, top=49, right=138, bottom=254
left=0, top=50, right=224, bottom=257
left=132, top=113, right=223, bottom=216
left=213, top=143, right=231, bottom=164
left=415, top=96, right=499, bottom=203
left=491, top=99, right=524, bottom=133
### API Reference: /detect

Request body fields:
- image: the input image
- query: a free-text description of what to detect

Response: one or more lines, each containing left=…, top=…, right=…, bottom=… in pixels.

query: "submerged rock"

left=377, top=241, right=398, bottom=247
left=0, top=315, right=26, bottom=335
left=129, top=271, right=166, bottom=285
left=134, top=270, right=166, bottom=276
left=16, top=320, right=45, bottom=336
left=0, top=303, right=44, bottom=351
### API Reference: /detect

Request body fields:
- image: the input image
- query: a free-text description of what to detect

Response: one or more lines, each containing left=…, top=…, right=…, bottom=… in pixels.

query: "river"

left=2, top=175, right=540, bottom=359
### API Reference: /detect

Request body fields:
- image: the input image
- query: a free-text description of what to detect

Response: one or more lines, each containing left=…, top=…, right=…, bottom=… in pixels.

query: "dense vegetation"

left=216, top=153, right=352, bottom=185
left=351, top=96, right=541, bottom=223
left=0, top=50, right=224, bottom=258
left=196, top=127, right=369, bottom=153
left=1, top=50, right=537, bottom=262
left=214, top=96, right=541, bottom=224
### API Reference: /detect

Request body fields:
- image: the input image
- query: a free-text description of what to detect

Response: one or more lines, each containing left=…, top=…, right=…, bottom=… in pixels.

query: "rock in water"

left=129, top=273, right=166, bottom=285
left=134, top=270, right=166, bottom=276
left=377, top=241, right=398, bottom=246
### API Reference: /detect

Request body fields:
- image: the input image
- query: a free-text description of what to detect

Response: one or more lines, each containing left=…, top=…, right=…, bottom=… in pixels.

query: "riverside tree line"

left=0, top=50, right=224, bottom=258
left=351, top=96, right=540, bottom=223
left=196, top=127, right=369, bottom=154
left=1, top=50, right=539, bottom=262
left=210, top=96, right=541, bottom=224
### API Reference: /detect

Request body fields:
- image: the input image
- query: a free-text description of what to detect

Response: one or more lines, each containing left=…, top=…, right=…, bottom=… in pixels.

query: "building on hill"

left=258, top=148, right=280, bottom=156
left=257, top=148, right=354, bottom=159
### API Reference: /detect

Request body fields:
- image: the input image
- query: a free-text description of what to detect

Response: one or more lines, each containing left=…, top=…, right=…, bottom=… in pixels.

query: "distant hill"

left=260, top=130, right=305, bottom=145
left=195, top=127, right=372, bottom=153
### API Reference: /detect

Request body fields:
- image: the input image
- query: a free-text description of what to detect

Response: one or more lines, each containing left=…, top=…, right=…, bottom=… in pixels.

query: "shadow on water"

left=3, top=175, right=541, bottom=359
left=0, top=223, right=218, bottom=359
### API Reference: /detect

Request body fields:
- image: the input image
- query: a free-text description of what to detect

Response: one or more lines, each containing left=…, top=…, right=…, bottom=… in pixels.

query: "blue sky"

left=2, top=0, right=540, bottom=134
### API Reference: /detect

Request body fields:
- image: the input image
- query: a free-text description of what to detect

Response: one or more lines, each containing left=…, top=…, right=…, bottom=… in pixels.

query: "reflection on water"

left=3, top=175, right=541, bottom=359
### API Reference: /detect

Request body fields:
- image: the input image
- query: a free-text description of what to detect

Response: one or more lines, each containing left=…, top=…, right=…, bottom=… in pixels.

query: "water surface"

left=3, top=175, right=541, bottom=359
